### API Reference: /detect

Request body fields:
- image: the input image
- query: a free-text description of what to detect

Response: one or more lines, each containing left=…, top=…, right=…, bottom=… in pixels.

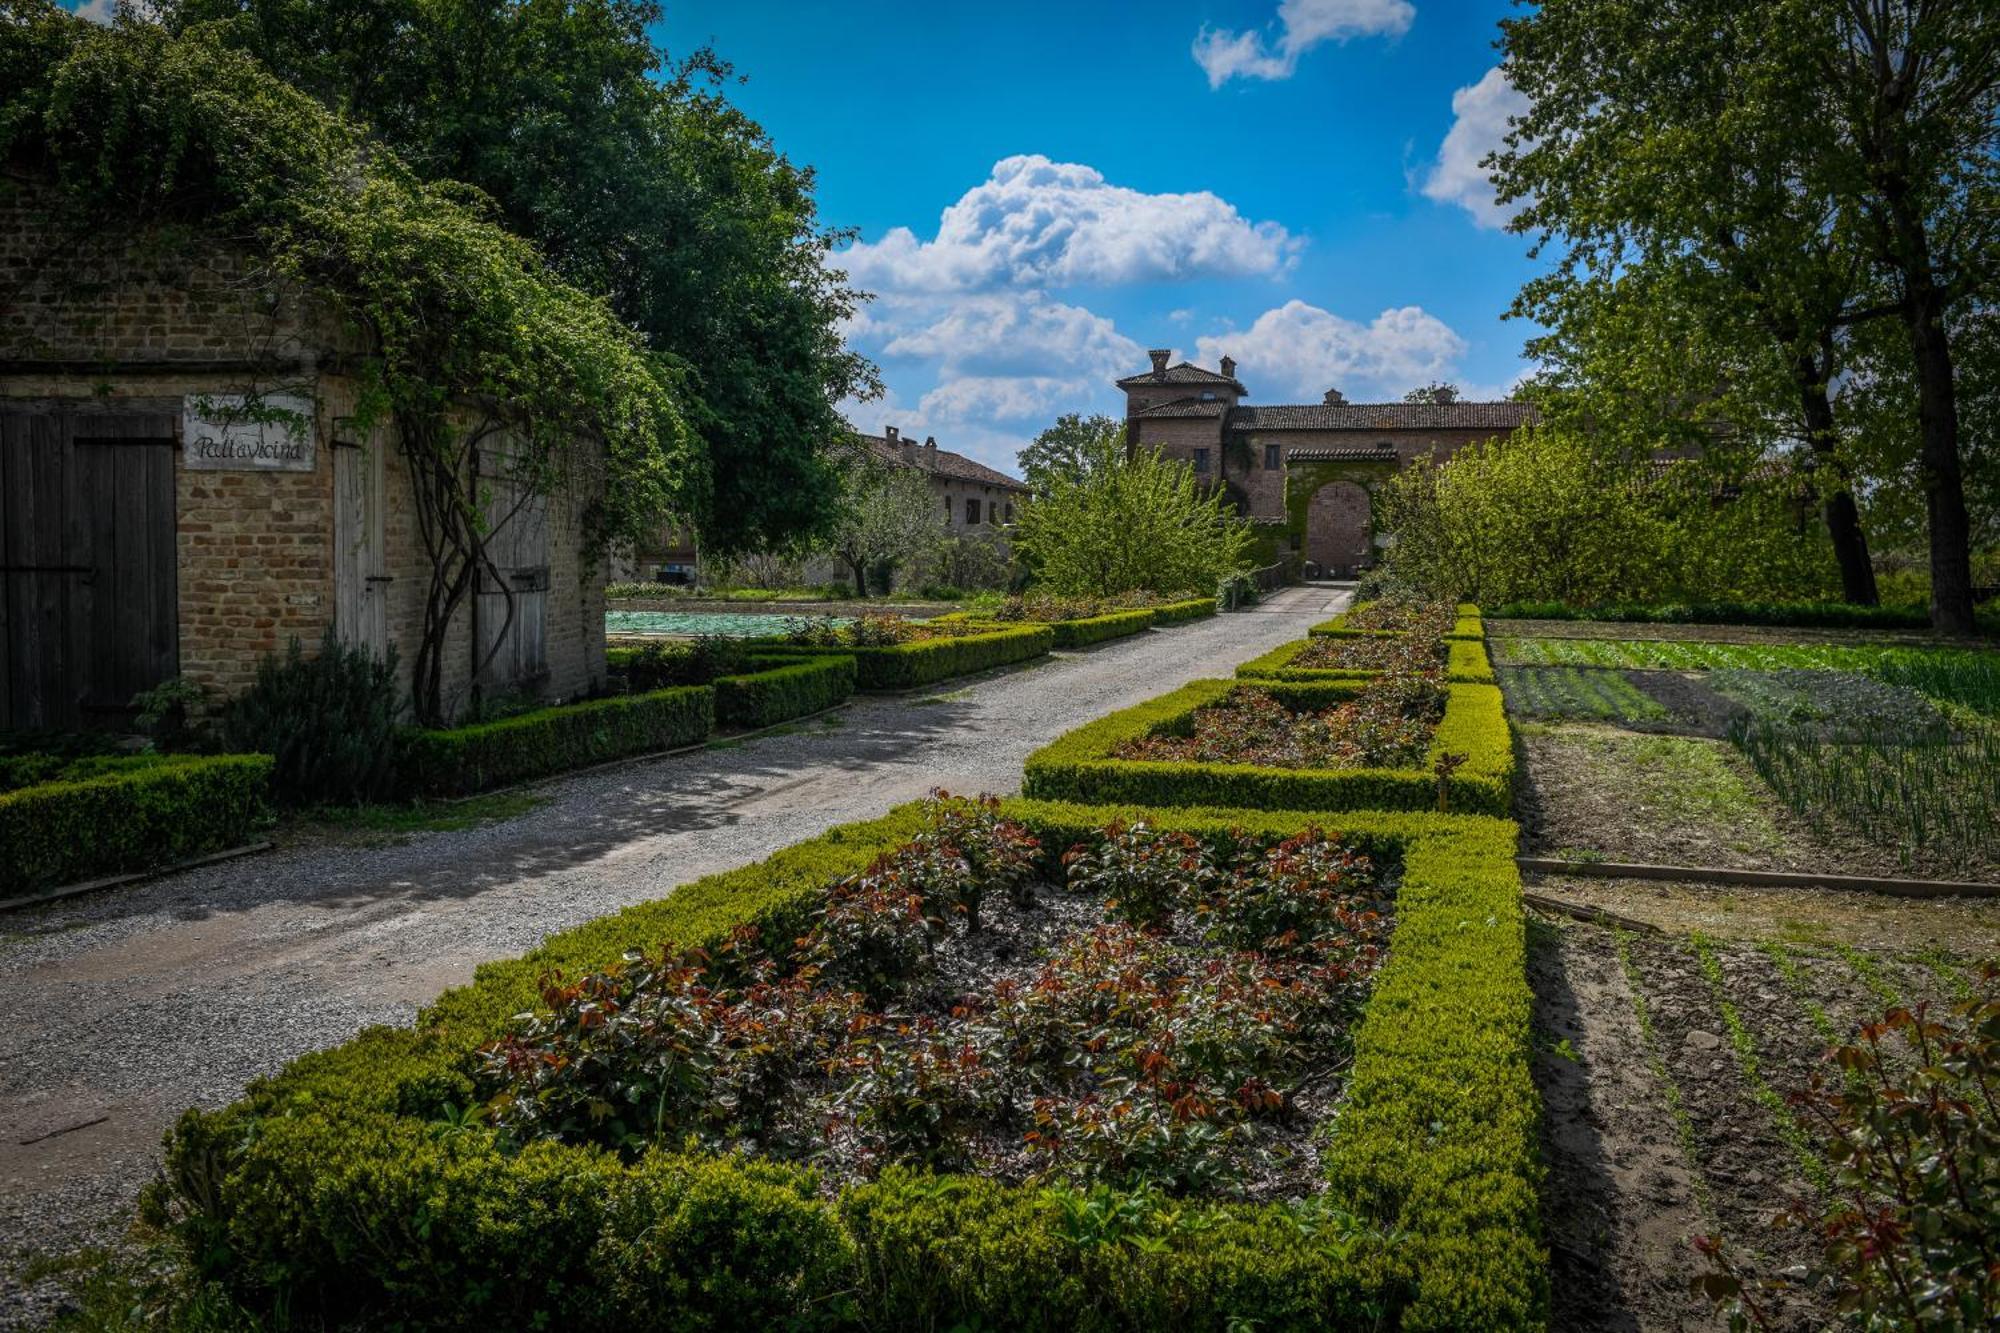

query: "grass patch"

left=290, top=792, right=547, bottom=843
left=1553, top=729, right=1783, bottom=858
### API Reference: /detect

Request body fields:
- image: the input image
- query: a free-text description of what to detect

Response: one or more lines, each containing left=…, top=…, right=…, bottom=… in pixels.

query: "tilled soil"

left=1533, top=912, right=1986, bottom=1332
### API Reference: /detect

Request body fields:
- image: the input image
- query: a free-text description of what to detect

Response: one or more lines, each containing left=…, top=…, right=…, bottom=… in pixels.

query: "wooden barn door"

left=474, top=475, right=549, bottom=692
left=0, top=408, right=178, bottom=731
left=332, top=438, right=389, bottom=657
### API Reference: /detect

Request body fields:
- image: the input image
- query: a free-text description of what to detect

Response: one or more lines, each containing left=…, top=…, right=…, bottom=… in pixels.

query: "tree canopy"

left=165, top=0, right=877, bottom=558
left=1012, top=435, right=1250, bottom=598
left=1017, top=413, right=1122, bottom=490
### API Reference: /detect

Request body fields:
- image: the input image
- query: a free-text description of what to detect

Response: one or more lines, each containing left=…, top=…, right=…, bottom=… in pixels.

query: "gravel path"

left=0, top=586, right=1347, bottom=1324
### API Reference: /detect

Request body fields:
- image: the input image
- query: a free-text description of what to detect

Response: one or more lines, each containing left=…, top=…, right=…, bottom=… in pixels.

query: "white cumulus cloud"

left=1196, top=300, right=1467, bottom=399
left=1420, top=66, right=1531, bottom=228
left=1193, top=0, right=1415, bottom=88
left=838, top=155, right=1295, bottom=295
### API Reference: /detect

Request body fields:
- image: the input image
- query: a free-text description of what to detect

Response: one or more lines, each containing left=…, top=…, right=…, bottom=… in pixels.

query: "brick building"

left=1120, top=349, right=1538, bottom=576
left=0, top=181, right=605, bottom=730
left=862, top=426, right=1030, bottom=532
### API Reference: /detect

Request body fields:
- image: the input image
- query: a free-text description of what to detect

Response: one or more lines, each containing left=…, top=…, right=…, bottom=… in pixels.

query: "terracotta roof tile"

left=1132, top=396, right=1229, bottom=419
left=1116, top=362, right=1247, bottom=392
left=1284, top=445, right=1399, bottom=463
left=1228, top=401, right=1538, bottom=432
left=856, top=433, right=1030, bottom=491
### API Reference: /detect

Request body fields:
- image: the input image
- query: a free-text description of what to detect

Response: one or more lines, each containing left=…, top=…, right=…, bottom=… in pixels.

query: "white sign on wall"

left=182, top=393, right=317, bottom=472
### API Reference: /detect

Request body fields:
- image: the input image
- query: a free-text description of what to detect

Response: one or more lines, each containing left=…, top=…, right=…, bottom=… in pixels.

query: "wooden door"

left=0, top=408, right=178, bottom=730
left=474, top=477, right=549, bottom=691
left=332, top=439, right=389, bottom=657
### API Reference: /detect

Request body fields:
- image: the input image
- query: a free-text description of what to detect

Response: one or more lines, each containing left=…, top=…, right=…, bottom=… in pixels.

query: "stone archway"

left=1304, top=481, right=1372, bottom=577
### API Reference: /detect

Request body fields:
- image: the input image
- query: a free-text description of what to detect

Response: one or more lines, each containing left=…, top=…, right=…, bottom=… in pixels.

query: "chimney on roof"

left=1219, top=355, right=1236, bottom=380
left=1323, top=388, right=1345, bottom=405
left=1148, top=348, right=1170, bottom=375
left=924, top=436, right=939, bottom=468
left=884, top=425, right=899, bottom=442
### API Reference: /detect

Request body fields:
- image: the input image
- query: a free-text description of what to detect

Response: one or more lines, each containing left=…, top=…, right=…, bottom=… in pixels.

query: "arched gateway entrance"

left=1304, top=481, right=1371, bottom=577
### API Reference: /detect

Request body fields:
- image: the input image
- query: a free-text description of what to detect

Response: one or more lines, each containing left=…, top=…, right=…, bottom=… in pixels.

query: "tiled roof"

left=1132, top=396, right=1229, bottom=419
left=1229, top=401, right=1538, bottom=432
left=857, top=433, right=1031, bottom=491
left=1285, top=445, right=1399, bottom=463
left=1116, top=362, right=1247, bottom=392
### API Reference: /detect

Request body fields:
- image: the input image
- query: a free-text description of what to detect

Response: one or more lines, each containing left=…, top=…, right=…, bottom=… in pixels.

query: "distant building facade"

left=1119, top=348, right=1538, bottom=576
left=860, top=426, right=1030, bottom=532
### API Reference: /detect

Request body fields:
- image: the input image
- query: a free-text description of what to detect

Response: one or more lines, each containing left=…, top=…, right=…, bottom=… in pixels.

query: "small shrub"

left=1061, top=820, right=1217, bottom=930
left=623, top=635, right=751, bottom=690
left=221, top=629, right=403, bottom=805
left=398, top=686, right=713, bottom=798
left=1697, top=969, right=2000, bottom=1330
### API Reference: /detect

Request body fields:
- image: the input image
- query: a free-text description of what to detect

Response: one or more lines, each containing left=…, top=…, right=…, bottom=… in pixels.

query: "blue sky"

left=69, top=0, right=1546, bottom=477
left=656, top=0, right=1546, bottom=473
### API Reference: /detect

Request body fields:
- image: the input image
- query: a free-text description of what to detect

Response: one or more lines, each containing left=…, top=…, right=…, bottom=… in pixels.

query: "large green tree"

left=165, top=0, right=876, bottom=558
left=1498, top=0, right=1999, bottom=629
left=1016, top=412, right=1121, bottom=490
left=817, top=456, right=943, bottom=597
left=1012, top=436, right=1250, bottom=598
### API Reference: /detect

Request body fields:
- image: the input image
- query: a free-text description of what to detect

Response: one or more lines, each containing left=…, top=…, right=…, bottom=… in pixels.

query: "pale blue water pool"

left=605, top=610, right=854, bottom=638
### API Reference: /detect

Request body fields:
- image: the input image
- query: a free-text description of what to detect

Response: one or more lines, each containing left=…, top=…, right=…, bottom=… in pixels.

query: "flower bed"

left=0, top=754, right=274, bottom=895
left=760, top=624, right=1055, bottom=691
left=1311, top=600, right=1483, bottom=642
left=397, top=686, right=715, bottom=797
left=150, top=798, right=1540, bottom=1331
left=1023, top=678, right=1513, bottom=816
left=1237, top=635, right=1495, bottom=684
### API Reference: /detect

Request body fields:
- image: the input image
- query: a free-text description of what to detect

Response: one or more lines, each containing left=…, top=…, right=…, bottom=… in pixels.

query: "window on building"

left=944, top=496, right=953, bottom=520
left=1191, top=447, right=1210, bottom=473
left=965, top=497, right=980, bottom=525
left=1004, top=502, right=1014, bottom=523
left=1200, top=391, right=1216, bottom=401
left=1264, top=442, right=1282, bottom=470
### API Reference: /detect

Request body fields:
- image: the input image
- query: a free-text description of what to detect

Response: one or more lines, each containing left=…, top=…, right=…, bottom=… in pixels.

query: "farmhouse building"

left=0, top=181, right=606, bottom=730
left=861, top=425, right=1031, bottom=532
left=1120, top=348, right=1538, bottom=576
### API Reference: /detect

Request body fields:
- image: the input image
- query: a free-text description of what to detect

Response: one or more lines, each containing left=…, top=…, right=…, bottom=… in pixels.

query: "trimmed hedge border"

left=1041, top=607, right=1157, bottom=648
left=1150, top=595, right=1220, bottom=625
left=1310, top=601, right=1484, bottom=642
left=156, top=799, right=1540, bottom=1331
left=714, top=654, right=858, bottom=729
left=760, top=624, right=1054, bottom=690
left=1236, top=636, right=1495, bottom=684
left=604, top=651, right=857, bottom=731
left=1021, top=677, right=1514, bottom=816
left=398, top=686, right=715, bottom=798
left=0, top=754, right=274, bottom=895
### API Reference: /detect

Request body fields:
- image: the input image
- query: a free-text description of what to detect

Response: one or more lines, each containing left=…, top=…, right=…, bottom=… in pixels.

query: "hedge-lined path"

left=0, top=584, right=1349, bottom=1325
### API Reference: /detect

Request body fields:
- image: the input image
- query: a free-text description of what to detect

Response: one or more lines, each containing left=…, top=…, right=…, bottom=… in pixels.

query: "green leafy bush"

left=398, top=687, right=713, bottom=797
left=150, top=801, right=1540, bottom=1330
left=1040, top=607, right=1156, bottom=647
left=612, top=635, right=752, bottom=690
left=1310, top=602, right=1484, bottom=642
left=1023, top=679, right=1515, bottom=816
left=761, top=626, right=1054, bottom=690
left=220, top=630, right=403, bottom=805
left=0, top=755, right=273, bottom=895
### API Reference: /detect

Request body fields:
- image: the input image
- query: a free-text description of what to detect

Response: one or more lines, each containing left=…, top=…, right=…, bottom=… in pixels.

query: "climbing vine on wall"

left=0, top=5, right=696, bottom=723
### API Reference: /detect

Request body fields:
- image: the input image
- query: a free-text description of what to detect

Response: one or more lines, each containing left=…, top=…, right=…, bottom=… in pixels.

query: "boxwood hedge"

left=761, top=624, right=1054, bottom=690
left=713, top=654, right=857, bottom=729
left=398, top=685, right=714, bottom=798
left=1150, top=595, right=1220, bottom=625
left=1310, top=602, right=1484, bottom=642
left=1043, top=607, right=1157, bottom=648
left=1020, top=678, right=1514, bottom=816
left=151, top=799, right=1540, bottom=1331
left=1236, top=636, right=1495, bottom=684
left=0, top=754, right=274, bottom=895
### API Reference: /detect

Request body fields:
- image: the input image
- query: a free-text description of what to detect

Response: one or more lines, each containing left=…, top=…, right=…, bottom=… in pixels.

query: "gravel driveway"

left=0, top=586, right=1347, bottom=1323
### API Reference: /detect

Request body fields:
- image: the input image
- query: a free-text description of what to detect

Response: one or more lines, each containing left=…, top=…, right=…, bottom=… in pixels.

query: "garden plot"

left=1531, top=911, right=1986, bottom=1333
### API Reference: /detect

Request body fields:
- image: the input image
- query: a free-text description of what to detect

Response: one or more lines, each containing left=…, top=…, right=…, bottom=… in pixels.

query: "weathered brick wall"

left=1302, top=480, right=1372, bottom=572
left=3, top=188, right=607, bottom=724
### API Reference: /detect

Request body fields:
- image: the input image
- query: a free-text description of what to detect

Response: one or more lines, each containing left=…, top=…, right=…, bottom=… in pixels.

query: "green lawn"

left=1498, top=665, right=1669, bottom=724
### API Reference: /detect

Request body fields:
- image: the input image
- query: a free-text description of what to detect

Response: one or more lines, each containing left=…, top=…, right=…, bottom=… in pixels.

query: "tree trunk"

left=847, top=557, right=868, bottom=598
left=1792, top=362, right=1877, bottom=604
left=1902, top=282, right=1977, bottom=633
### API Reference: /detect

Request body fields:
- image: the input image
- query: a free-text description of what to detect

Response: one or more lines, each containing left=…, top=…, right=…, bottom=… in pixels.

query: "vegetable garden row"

left=140, top=597, right=1548, bottom=1330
